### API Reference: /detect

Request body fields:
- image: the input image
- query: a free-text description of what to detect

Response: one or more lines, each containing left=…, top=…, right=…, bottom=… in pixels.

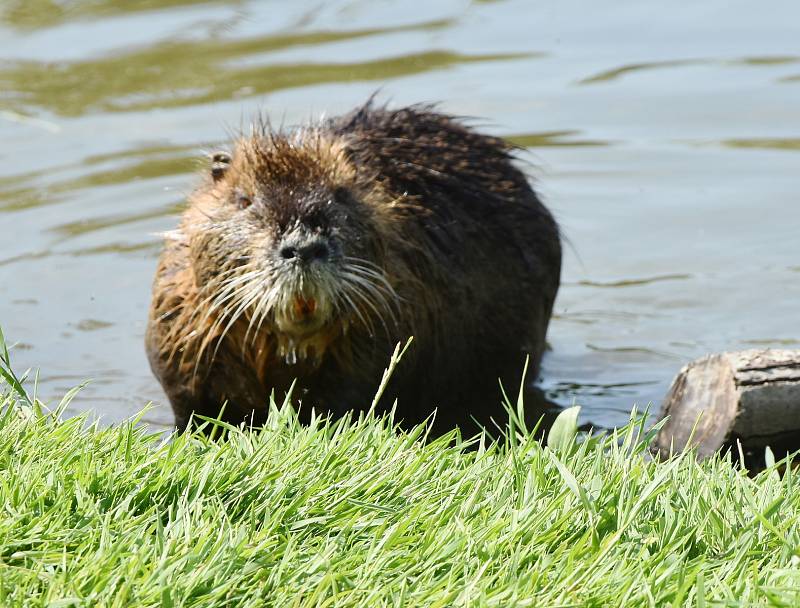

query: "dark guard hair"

left=146, top=101, right=562, bottom=436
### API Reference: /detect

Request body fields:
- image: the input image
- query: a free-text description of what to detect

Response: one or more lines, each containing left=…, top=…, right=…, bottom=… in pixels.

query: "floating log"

left=655, top=349, right=800, bottom=462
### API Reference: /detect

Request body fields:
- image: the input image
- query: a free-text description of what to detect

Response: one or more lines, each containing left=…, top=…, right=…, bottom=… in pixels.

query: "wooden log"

left=655, top=349, right=800, bottom=461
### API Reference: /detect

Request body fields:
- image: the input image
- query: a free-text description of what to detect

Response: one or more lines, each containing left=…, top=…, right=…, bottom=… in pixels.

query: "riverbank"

left=1, top=342, right=799, bottom=606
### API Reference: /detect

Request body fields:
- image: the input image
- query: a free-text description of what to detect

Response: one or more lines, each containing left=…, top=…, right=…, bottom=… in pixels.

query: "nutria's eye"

left=232, top=189, right=253, bottom=210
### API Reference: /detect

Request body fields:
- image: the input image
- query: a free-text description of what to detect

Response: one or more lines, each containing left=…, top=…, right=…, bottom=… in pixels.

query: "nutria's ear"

left=332, top=185, right=352, bottom=204
left=209, top=151, right=231, bottom=182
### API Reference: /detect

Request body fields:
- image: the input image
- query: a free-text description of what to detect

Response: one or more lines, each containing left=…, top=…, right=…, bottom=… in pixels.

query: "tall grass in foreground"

left=1, top=339, right=800, bottom=606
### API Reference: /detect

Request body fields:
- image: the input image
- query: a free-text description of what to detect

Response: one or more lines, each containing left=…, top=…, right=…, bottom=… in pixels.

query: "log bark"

left=655, top=349, right=800, bottom=461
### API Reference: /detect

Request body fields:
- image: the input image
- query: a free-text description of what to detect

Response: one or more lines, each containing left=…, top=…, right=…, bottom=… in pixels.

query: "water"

left=1, top=0, right=798, bottom=430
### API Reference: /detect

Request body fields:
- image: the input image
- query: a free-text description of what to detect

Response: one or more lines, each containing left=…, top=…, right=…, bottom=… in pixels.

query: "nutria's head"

left=180, top=128, right=400, bottom=363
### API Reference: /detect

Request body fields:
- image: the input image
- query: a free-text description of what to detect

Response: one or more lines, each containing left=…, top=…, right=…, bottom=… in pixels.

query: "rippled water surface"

left=1, top=0, right=798, bottom=429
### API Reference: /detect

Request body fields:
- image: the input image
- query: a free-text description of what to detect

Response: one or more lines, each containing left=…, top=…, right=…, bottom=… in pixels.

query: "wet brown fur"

left=146, top=101, right=562, bottom=435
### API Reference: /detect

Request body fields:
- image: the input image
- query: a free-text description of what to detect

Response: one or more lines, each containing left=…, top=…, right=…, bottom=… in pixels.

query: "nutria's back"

left=146, top=101, right=561, bottom=435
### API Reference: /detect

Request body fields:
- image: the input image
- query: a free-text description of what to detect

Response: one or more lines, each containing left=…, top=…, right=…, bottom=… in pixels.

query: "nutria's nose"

left=279, top=236, right=330, bottom=264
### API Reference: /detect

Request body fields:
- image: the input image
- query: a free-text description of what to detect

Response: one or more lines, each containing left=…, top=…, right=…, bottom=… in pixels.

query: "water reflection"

left=0, top=109, right=60, bottom=132
left=2, top=49, right=526, bottom=116
left=585, top=344, right=684, bottom=361
left=0, top=17, right=533, bottom=117
left=2, top=0, right=243, bottom=29
left=0, top=250, right=50, bottom=268
left=52, top=201, right=183, bottom=238
left=575, top=274, right=691, bottom=288
left=742, top=338, right=800, bottom=346
left=547, top=380, right=659, bottom=399
left=579, top=59, right=700, bottom=85
left=75, top=319, right=113, bottom=331
left=0, top=153, right=196, bottom=212
left=554, top=309, right=661, bottom=323
left=721, top=138, right=800, bottom=151
left=579, top=55, right=800, bottom=85
left=84, top=143, right=198, bottom=165
left=69, top=241, right=162, bottom=257
left=738, top=55, right=799, bottom=65
left=509, top=130, right=610, bottom=147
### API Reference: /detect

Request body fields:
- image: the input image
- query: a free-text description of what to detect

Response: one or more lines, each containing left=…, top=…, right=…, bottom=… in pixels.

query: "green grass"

left=1, top=335, right=800, bottom=607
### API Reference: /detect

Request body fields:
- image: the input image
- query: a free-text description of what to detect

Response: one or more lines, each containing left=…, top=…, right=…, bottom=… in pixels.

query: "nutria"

left=146, top=101, right=561, bottom=435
